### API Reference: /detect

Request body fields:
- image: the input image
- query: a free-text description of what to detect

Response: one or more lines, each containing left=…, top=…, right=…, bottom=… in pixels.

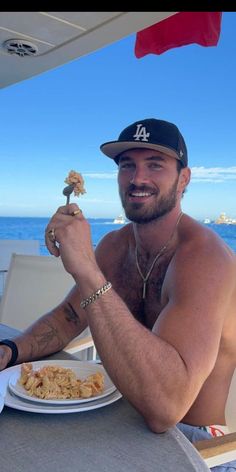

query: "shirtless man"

left=1, top=119, right=236, bottom=460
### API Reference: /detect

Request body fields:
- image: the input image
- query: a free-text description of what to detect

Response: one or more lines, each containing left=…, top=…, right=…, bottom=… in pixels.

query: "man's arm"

left=75, top=239, right=234, bottom=433
left=0, top=285, right=88, bottom=370
left=43, top=205, right=235, bottom=432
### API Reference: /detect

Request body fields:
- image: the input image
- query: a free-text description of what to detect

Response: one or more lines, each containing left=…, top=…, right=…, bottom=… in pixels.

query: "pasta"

left=18, top=363, right=104, bottom=400
left=64, top=170, right=86, bottom=197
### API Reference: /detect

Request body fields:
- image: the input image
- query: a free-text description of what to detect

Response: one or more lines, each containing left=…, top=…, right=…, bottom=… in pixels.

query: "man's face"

left=117, top=148, right=188, bottom=223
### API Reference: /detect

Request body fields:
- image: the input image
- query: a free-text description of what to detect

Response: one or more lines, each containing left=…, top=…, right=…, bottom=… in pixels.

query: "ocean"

left=0, top=217, right=128, bottom=256
left=0, top=216, right=236, bottom=255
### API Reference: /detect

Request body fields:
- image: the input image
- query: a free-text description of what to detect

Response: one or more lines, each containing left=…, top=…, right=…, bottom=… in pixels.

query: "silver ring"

left=47, top=228, right=56, bottom=242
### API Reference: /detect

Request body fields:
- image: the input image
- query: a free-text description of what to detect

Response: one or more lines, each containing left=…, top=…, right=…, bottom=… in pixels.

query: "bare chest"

left=110, top=252, right=173, bottom=330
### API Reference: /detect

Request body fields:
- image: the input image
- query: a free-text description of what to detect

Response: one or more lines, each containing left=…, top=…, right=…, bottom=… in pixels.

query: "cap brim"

left=100, top=140, right=181, bottom=161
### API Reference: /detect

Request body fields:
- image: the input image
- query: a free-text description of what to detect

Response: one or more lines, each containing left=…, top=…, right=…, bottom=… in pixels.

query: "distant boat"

left=204, top=218, right=211, bottom=224
left=113, top=215, right=126, bottom=224
left=215, top=212, right=236, bottom=225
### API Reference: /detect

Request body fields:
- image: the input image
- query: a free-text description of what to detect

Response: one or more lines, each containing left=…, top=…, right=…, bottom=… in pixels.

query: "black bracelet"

left=0, top=339, right=19, bottom=367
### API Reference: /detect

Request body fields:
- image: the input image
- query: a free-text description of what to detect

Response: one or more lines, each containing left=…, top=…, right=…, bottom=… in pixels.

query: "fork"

left=63, top=183, right=75, bottom=205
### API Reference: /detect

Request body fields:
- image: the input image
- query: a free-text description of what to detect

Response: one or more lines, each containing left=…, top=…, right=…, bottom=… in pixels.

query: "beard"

left=119, top=176, right=179, bottom=224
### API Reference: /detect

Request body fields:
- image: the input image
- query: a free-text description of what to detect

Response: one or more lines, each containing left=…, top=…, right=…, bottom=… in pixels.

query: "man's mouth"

left=129, top=191, right=153, bottom=198
left=127, top=185, right=157, bottom=200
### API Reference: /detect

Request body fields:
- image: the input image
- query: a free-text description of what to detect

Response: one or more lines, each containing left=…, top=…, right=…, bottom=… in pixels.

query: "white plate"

left=0, top=393, right=4, bottom=413
left=2, top=360, right=122, bottom=414
left=8, top=360, right=116, bottom=405
left=4, top=386, right=122, bottom=414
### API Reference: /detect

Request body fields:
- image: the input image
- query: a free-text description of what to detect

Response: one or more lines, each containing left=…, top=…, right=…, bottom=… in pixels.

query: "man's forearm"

left=13, top=300, right=88, bottom=364
left=78, top=276, right=194, bottom=432
left=14, top=315, right=65, bottom=363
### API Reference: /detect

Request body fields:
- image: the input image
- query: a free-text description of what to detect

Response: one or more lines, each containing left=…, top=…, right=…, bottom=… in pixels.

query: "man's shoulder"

left=182, top=216, right=232, bottom=249
left=95, top=223, right=133, bottom=265
left=179, top=215, right=235, bottom=269
left=164, top=216, right=236, bottom=299
left=97, top=222, right=132, bottom=247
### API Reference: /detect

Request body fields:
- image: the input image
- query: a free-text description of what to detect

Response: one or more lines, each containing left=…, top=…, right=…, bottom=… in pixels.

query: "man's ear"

left=179, top=167, right=191, bottom=192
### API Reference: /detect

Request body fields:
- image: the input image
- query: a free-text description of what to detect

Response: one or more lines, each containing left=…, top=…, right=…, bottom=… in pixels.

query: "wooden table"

left=0, top=323, right=210, bottom=472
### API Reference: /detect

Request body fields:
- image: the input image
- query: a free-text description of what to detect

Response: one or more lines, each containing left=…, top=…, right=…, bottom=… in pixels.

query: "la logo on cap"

left=133, top=123, right=150, bottom=142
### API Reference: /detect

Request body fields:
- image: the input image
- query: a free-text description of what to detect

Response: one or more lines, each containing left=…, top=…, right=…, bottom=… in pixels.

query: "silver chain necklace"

left=135, top=212, right=183, bottom=299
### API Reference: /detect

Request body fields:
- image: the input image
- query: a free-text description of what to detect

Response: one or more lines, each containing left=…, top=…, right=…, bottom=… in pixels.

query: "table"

left=0, top=323, right=210, bottom=472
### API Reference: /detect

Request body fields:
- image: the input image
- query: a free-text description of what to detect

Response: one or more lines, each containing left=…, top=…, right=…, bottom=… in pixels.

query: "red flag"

left=135, top=12, right=222, bottom=58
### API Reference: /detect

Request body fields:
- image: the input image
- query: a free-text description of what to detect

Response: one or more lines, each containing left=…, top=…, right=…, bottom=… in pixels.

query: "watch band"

left=0, top=339, right=19, bottom=367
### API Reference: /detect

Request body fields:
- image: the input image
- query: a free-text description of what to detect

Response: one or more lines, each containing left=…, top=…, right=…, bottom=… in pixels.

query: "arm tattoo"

left=29, top=304, right=81, bottom=358
left=32, top=320, right=64, bottom=355
left=64, top=302, right=80, bottom=325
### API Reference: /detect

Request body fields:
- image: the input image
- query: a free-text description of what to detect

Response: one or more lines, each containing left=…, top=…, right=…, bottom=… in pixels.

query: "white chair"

left=0, top=254, right=95, bottom=360
left=0, top=239, right=40, bottom=297
left=194, top=368, right=236, bottom=468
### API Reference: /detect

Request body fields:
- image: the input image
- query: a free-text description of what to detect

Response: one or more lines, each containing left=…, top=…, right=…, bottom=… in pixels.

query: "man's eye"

left=149, top=163, right=162, bottom=169
left=120, top=163, right=134, bottom=169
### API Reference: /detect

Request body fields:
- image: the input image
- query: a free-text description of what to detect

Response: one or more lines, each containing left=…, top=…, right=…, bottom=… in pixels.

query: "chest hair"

left=111, top=251, right=174, bottom=330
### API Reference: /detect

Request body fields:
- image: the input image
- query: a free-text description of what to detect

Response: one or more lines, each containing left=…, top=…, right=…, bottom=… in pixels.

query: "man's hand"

left=0, top=345, right=12, bottom=371
left=45, top=204, right=97, bottom=281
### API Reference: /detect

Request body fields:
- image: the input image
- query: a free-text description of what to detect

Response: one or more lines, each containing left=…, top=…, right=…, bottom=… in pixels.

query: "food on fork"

left=64, top=170, right=86, bottom=197
left=18, top=363, right=104, bottom=400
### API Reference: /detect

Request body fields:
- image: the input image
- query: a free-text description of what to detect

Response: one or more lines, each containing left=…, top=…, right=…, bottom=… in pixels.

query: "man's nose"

left=129, top=167, right=147, bottom=185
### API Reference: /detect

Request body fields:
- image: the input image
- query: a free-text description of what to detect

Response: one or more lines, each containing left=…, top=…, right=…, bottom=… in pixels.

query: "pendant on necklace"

left=142, top=281, right=147, bottom=299
left=136, top=212, right=183, bottom=302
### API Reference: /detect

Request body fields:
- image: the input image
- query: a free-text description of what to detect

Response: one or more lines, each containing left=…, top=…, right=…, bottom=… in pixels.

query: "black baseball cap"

left=100, top=118, right=188, bottom=167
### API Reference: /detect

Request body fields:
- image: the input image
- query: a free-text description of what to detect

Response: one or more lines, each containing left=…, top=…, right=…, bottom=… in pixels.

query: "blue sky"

left=1, top=12, right=236, bottom=221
